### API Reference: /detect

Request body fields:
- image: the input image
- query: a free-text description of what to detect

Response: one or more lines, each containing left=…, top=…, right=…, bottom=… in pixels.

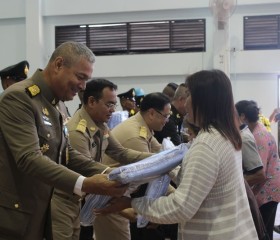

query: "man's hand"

left=82, top=174, right=127, bottom=197
left=119, top=208, right=137, bottom=222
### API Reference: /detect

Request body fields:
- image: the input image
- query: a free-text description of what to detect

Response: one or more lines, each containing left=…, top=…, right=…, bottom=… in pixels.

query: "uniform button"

left=14, top=203, right=19, bottom=208
left=47, top=133, right=50, bottom=138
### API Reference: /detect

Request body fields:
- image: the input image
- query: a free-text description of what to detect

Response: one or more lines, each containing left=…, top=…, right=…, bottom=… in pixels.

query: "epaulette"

left=25, top=85, right=40, bottom=98
left=76, top=119, right=87, bottom=133
left=139, top=126, right=147, bottom=139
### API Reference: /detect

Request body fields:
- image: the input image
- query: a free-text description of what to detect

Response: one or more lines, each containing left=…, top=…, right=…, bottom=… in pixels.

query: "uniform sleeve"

left=242, top=137, right=263, bottom=173
left=131, top=143, right=219, bottom=224
left=68, top=129, right=92, bottom=159
left=0, top=91, right=79, bottom=193
left=67, top=145, right=108, bottom=177
left=67, top=129, right=108, bottom=176
left=105, top=131, right=152, bottom=165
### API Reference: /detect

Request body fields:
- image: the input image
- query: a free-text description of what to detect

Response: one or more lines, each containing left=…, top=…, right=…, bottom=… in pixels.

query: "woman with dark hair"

left=96, top=69, right=257, bottom=239
left=236, top=100, right=280, bottom=240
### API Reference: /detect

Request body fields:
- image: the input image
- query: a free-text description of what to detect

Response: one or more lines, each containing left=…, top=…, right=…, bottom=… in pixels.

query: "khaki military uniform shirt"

left=0, top=69, right=107, bottom=240
left=103, top=112, right=161, bottom=166
left=67, top=106, right=152, bottom=165
left=58, top=106, right=153, bottom=240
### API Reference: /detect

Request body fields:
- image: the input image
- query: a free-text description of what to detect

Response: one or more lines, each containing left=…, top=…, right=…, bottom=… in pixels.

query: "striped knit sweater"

left=132, top=128, right=258, bottom=240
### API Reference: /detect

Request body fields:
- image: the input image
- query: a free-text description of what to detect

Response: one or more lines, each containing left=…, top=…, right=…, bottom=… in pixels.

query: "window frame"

left=244, top=14, right=280, bottom=51
left=55, top=19, right=206, bottom=56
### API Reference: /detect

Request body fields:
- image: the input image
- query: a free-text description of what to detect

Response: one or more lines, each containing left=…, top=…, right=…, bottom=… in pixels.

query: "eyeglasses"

left=99, top=99, right=118, bottom=109
left=154, top=109, right=171, bottom=121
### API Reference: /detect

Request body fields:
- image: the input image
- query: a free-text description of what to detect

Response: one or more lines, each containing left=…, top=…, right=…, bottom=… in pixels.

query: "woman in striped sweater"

left=96, top=69, right=258, bottom=240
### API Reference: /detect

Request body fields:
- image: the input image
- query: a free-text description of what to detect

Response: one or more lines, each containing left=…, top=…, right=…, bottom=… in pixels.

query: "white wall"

left=0, top=0, right=280, bottom=136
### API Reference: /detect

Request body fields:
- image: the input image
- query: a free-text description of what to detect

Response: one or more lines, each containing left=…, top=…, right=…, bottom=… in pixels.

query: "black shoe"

left=274, top=225, right=280, bottom=234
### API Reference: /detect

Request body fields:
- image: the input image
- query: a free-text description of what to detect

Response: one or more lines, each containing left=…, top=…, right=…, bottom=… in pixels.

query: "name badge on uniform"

left=43, top=120, right=52, bottom=126
left=42, top=107, right=52, bottom=126
left=63, top=125, right=69, bottom=138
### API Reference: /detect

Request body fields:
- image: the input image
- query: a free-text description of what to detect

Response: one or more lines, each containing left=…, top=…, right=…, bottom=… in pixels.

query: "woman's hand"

left=94, top=196, right=132, bottom=215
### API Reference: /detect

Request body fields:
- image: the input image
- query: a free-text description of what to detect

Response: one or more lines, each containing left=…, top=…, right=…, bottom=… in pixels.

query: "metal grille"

left=171, top=19, right=205, bottom=51
left=55, top=19, right=206, bottom=55
left=55, top=25, right=87, bottom=47
left=244, top=15, right=280, bottom=50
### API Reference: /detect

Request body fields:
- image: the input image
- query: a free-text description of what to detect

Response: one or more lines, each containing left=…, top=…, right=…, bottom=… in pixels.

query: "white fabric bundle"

left=108, top=143, right=188, bottom=184
left=137, top=174, right=171, bottom=228
left=80, top=143, right=188, bottom=226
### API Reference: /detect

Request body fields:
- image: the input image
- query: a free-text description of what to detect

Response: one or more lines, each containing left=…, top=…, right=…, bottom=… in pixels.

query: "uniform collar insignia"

left=42, top=107, right=49, bottom=116
left=40, top=144, right=49, bottom=154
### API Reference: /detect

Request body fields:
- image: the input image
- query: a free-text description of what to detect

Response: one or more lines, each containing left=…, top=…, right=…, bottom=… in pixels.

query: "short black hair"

left=235, top=100, right=260, bottom=122
left=83, top=78, right=117, bottom=104
left=140, top=92, right=170, bottom=112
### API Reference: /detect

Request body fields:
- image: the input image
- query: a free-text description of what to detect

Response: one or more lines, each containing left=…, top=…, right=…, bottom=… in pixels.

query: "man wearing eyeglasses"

left=51, top=78, right=153, bottom=240
left=154, top=83, right=188, bottom=146
left=102, top=92, right=172, bottom=240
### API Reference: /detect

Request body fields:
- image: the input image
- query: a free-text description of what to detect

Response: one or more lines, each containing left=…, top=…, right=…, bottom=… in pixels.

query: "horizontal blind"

left=88, top=24, right=127, bottom=54
left=129, top=21, right=170, bottom=51
left=55, top=19, right=206, bottom=55
left=171, top=19, right=205, bottom=51
left=244, top=15, right=279, bottom=50
left=55, top=26, right=87, bottom=47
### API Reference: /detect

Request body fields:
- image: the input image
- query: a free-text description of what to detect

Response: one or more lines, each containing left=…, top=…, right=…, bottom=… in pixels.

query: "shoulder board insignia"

left=76, top=119, right=87, bottom=133
left=139, top=126, right=147, bottom=139
left=26, top=85, right=40, bottom=98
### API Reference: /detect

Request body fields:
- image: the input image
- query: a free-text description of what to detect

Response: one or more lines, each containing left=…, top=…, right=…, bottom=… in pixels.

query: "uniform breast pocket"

left=38, top=125, right=59, bottom=154
left=0, top=190, right=32, bottom=238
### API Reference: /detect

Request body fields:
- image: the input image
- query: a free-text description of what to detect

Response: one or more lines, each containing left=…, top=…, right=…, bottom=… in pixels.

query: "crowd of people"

left=0, top=41, right=280, bottom=240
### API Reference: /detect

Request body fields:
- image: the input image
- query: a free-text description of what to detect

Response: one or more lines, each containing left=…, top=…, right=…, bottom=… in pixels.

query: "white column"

left=25, top=0, right=44, bottom=75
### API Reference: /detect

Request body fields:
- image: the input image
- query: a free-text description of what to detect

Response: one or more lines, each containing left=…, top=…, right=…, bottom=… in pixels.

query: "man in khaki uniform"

left=51, top=78, right=153, bottom=240
left=102, top=92, right=171, bottom=240
left=0, top=42, right=126, bottom=240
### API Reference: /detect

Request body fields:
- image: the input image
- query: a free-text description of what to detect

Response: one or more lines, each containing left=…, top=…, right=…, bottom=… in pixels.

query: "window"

left=55, top=19, right=206, bottom=56
left=244, top=15, right=280, bottom=50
